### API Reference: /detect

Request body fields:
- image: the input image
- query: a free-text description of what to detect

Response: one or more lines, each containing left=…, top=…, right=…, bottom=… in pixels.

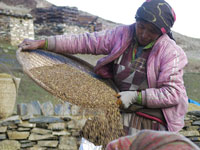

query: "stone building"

left=0, top=9, right=34, bottom=46
left=30, top=6, right=103, bottom=39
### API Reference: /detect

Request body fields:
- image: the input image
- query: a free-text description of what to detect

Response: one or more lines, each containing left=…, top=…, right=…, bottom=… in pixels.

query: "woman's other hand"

left=118, top=91, right=138, bottom=108
left=18, top=39, right=45, bottom=50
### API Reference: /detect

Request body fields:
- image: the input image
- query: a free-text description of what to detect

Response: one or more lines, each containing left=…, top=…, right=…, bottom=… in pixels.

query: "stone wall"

left=0, top=101, right=87, bottom=150
left=0, top=15, right=11, bottom=44
left=0, top=9, right=34, bottom=46
left=0, top=6, right=118, bottom=45
left=10, top=17, right=34, bottom=45
left=0, top=100, right=200, bottom=149
left=31, top=6, right=103, bottom=39
left=179, top=111, right=200, bottom=147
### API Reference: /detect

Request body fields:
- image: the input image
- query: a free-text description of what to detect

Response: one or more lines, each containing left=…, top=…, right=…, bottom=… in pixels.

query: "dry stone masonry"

left=0, top=100, right=86, bottom=150
left=0, top=9, right=34, bottom=46
left=0, top=5, right=118, bottom=45
left=179, top=111, right=200, bottom=147
left=0, top=100, right=200, bottom=149
left=31, top=6, right=103, bottom=38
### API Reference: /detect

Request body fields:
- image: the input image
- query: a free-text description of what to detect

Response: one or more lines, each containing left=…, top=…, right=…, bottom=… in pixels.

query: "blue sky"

left=46, top=0, right=200, bottom=39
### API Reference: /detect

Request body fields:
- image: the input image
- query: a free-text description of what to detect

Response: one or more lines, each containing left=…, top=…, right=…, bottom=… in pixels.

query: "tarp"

left=188, top=99, right=200, bottom=106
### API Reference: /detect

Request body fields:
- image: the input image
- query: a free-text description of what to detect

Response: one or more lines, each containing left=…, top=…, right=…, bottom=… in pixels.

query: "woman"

left=19, top=0, right=188, bottom=135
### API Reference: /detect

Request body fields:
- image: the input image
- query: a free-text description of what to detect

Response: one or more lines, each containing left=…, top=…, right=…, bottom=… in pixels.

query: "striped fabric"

left=122, top=112, right=167, bottom=135
left=106, top=130, right=200, bottom=150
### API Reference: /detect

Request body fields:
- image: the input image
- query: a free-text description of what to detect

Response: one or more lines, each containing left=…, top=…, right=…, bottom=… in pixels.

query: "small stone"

left=71, top=105, right=80, bottom=116
left=29, top=133, right=57, bottom=141
left=0, top=134, right=6, bottom=140
left=20, top=141, right=36, bottom=148
left=59, top=136, right=77, bottom=150
left=17, top=103, right=28, bottom=115
left=67, top=118, right=87, bottom=130
left=187, top=126, right=199, bottom=131
left=48, top=122, right=66, bottom=131
left=29, top=116, right=64, bottom=123
left=27, top=101, right=42, bottom=116
left=188, top=137, right=200, bottom=141
left=20, top=140, right=32, bottom=143
left=52, top=130, right=71, bottom=136
left=0, top=126, right=7, bottom=133
left=0, top=115, right=21, bottom=125
left=36, top=123, right=49, bottom=129
left=7, top=131, right=30, bottom=140
left=18, top=121, right=36, bottom=128
left=188, top=111, right=200, bottom=117
left=28, top=145, right=46, bottom=150
left=37, top=140, right=58, bottom=148
left=72, top=131, right=81, bottom=137
left=31, top=128, right=52, bottom=135
left=179, top=130, right=200, bottom=137
left=8, top=125, right=18, bottom=129
left=192, top=121, right=200, bottom=126
left=54, top=102, right=71, bottom=116
left=61, top=116, right=72, bottom=121
left=18, top=127, right=31, bottom=131
left=0, top=140, right=20, bottom=150
left=41, top=101, right=54, bottom=116
left=21, top=114, right=34, bottom=121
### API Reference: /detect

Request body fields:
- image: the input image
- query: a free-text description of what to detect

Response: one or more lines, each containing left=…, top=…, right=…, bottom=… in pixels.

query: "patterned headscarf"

left=135, top=0, right=176, bottom=34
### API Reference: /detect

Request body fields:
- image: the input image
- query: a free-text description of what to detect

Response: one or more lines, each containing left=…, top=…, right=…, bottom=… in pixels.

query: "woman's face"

left=136, top=20, right=161, bottom=46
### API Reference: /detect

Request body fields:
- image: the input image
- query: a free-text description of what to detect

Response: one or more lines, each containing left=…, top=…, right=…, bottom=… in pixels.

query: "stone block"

left=18, top=127, right=31, bottom=131
left=0, top=140, right=20, bottom=150
left=7, top=131, right=30, bottom=140
left=48, top=122, right=66, bottom=131
left=54, top=102, right=71, bottom=116
left=67, top=118, right=87, bottom=130
left=59, top=136, right=77, bottom=150
left=0, top=134, right=6, bottom=140
left=71, top=105, right=80, bottom=116
left=17, top=103, right=28, bottom=115
left=0, top=126, right=7, bottom=133
left=18, top=121, right=36, bottom=128
left=29, top=116, right=64, bottom=124
left=27, top=101, right=42, bottom=116
left=41, top=101, right=54, bottom=116
left=20, top=141, right=36, bottom=148
left=179, top=130, right=200, bottom=137
left=31, top=128, right=52, bottom=135
left=52, top=130, right=71, bottom=136
left=29, top=133, right=57, bottom=141
left=37, top=140, right=58, bottom=148
left=0, top=115, right=21, bottom=126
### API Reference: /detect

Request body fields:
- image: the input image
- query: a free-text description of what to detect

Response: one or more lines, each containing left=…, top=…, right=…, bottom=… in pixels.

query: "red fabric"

left=136, top=111, right=166, bottom=126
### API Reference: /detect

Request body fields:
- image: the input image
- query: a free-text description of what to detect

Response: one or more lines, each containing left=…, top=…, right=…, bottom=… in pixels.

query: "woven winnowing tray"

left=16, top=48, right=117, bottom=108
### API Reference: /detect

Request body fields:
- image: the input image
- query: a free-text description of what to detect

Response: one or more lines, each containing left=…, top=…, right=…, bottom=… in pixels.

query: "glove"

left=118, top=91, right=138, bottom=109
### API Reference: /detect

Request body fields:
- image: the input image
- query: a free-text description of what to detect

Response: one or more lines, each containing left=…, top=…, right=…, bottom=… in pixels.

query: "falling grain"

left=30, top=64, right=124, bottom=148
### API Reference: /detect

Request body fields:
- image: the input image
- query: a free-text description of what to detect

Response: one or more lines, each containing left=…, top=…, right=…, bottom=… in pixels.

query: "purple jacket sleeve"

left=46, top=25, right=126, bottom=55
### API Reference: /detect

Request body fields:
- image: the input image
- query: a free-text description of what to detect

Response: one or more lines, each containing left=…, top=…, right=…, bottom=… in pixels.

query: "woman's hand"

left=18, top=39, right=45, bottom=50
left=118, top=91, right=138, bottom=108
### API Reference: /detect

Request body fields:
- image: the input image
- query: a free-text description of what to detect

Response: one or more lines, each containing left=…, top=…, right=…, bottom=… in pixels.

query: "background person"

left=106, top=130, right=200, bottom=150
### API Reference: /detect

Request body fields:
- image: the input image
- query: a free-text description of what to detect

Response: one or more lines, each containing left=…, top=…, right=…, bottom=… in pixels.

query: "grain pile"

left=30, top=64, right=125, bottom=148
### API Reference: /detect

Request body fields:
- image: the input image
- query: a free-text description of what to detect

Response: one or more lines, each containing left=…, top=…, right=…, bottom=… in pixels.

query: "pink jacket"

left=47, top=23, right=188, bottom=132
